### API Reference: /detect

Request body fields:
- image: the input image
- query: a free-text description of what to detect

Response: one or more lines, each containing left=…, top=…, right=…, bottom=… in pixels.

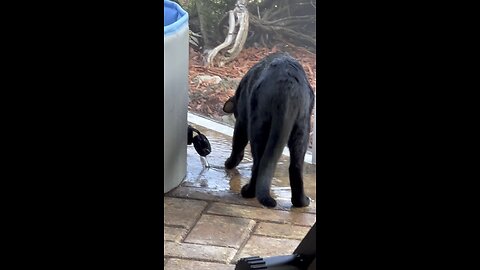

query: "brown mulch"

left=188, top=46, right=317, bottom=121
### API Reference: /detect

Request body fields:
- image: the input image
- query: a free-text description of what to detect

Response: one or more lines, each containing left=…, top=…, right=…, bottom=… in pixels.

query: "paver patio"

left=163, top=196, right=316, bottom=268
left=163, top=125, right=316, bottom=268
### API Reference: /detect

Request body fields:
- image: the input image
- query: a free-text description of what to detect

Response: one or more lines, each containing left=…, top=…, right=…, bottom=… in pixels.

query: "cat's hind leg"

left=288, top=122, right=311, bottom=207
left=240, top=121, right=269, bottom=198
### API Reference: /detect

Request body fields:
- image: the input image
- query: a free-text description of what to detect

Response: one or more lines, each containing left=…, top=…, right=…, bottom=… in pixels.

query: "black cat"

left=223, top=52, right=315, bottom=208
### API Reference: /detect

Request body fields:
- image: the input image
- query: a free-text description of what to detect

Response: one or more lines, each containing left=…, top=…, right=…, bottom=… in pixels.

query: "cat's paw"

left=258, top=196, right=277, bottom=208
left=241, top=184, right=256, bottom=198
left=225, top=156, right=241, bottom=169
left=291, top=195, right=310, bottom=207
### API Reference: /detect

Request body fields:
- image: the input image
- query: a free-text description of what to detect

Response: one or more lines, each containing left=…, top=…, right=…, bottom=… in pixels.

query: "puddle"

left=182, top=125, right=317, bottom=202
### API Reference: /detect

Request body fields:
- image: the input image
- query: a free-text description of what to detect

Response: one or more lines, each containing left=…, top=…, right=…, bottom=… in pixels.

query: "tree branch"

left=250, top=15, right=316, bottom=48
left=206, top=10, right=236, bottom=66
left=263, top=15, right=315, bottom=26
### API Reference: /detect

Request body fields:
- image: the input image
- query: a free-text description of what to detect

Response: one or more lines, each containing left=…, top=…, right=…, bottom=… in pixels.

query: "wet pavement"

left=164, top=124, right=316, bottom=269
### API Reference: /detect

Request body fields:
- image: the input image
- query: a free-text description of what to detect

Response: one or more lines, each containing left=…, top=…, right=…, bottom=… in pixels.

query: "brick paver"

left=165, top=259, right=235, bottom=270
left=164, top=226, right=188, bottom=242
left=207, top=202, right=316, bottom=226
left=164, top=197, right=207, bottom=229
left=184, top=214, right=255, bottom=248
left=235, top=235, right=301, bottom=261
left=253, top=222, right=311, bottom=240
left=164, top=241, right=237, bottom=263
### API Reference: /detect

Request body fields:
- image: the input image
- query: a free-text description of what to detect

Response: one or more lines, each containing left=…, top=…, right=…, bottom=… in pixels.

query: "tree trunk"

left=205, top=0, right=249, bottom=67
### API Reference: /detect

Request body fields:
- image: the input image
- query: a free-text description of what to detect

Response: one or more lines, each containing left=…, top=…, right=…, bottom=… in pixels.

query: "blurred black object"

left=236, top=222, right=316, bottom=270
left=187, top=125, right=211, bottom=157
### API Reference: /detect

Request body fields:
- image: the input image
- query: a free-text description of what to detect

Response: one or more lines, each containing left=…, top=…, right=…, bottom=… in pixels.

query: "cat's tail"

left=255, top=105, right=297, bottom=208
